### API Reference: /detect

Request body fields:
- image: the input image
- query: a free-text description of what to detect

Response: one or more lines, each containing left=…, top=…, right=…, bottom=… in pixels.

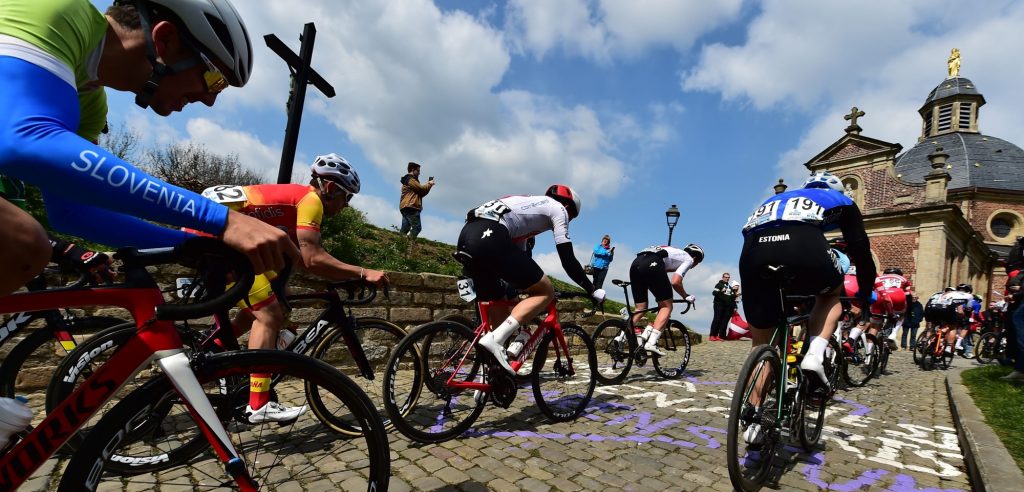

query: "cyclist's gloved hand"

left=592, top=288, right=606, bottom=303
left=57, top=243, right=115, bottom=284
left=685, top=295, right=696, bottom=303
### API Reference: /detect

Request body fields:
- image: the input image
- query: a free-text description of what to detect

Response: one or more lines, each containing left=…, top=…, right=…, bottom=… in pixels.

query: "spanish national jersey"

left=201, top=184, right=324, bottom=244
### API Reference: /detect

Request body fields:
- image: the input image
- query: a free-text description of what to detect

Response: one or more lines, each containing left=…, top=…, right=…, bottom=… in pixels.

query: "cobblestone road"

left=25, top=340, right=971, bottom=491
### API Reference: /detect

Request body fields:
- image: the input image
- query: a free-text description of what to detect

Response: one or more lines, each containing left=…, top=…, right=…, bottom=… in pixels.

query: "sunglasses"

left=199, top=52, right=229, bottom=94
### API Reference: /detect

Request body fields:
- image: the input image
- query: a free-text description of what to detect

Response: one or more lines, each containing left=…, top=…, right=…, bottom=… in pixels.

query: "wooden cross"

left=844, top=107, right=865, bottom=127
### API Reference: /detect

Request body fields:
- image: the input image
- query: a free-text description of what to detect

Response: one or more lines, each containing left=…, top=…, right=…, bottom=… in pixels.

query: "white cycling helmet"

left=129, top=0, right=253, bottom=85
left=683, top=243, right=704, bottom=264
left=803, top=171, right=844, bottom=192
left=312, top=154, right=361, bottom=194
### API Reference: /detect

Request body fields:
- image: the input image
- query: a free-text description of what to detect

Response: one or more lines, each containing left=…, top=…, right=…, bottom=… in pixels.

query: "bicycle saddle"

left=612, top=279, right=631, bottom=287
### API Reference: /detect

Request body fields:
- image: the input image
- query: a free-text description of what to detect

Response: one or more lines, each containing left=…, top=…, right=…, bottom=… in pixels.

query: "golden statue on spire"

left=948, top=48, right=961, bottom=77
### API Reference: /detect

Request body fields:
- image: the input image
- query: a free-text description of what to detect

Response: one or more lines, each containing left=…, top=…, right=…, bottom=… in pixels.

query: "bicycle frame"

left=445, top=297, right=573, bottom=391
left=0, top=247, right=256, bottom=490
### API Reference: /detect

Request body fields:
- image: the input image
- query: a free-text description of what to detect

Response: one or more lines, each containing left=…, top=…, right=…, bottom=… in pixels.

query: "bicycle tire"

left=652, top=320, right=691, bottom=379
left=974, top=332, right=999, bottom=364
left=913, top=331, right=932, bottom=366
left=591, top=318, right=634, bottom=385
left=842, top=334, right=877, bottom=387
left=44, top=321, right=204, bottom=464
left=940, top=342, right=955, bottom=369
left=57, top=350, right=390, bottom=491
left=533, top=322, right=597, bottom=422
left=384, top=321, right=486, bottom=443
left=727, top=344, right=782, bottom=492
left=439, top=313, right=478, bottom=329
left=0, top=315, right=125, bottom=398
left=308, top=317, right=414, bottom=436
left=799, top=337, right=840, bottom=450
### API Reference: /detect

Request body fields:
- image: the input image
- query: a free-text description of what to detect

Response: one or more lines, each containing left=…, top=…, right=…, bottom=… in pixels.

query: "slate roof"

left=894, top=133, right=1024, bottom=192
left=922, top=77, right=984, bottom=108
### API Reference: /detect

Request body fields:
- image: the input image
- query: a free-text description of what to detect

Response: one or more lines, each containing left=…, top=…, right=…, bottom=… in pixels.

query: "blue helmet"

left=803, top=171, right=844, bottom=193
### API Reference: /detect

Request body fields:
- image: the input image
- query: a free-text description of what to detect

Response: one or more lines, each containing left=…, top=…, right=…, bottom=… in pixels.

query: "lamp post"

left=665, top=204, right=680, bottom=246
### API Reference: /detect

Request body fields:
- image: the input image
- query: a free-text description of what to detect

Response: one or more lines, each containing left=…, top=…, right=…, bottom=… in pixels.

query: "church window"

left=992, top=217, right=1012, bottom=238
left=937, top=104, right=953, bottom=131
left=923, top=116, right=933, bottom=136
left=958, top=103, right=972, bottom=130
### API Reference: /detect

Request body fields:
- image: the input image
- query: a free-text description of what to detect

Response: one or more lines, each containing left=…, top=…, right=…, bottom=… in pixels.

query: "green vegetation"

left=961, top=365, right=1024, bottom=472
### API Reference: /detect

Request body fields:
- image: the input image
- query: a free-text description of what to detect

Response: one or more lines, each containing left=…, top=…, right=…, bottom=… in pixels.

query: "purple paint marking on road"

left=686, top=426, right=726, bottom=449
left=888, top=474, right=964, bottom=492
left=607, top=412, right=680, bottom=434
left=835, top=396, right=871, bottom=416
left=802, top=462, right=888, bottom=491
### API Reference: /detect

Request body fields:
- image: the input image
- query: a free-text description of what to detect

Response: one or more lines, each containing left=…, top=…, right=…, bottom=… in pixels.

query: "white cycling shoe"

left=800, top=353, right=828, bottom=387
left=643, top=330, right=666, bottom=357
left=743, top=423, right=764, bottom=445
left=479, top=331, right=516, bottom=374
left=246, top=401, right=308, bottom=424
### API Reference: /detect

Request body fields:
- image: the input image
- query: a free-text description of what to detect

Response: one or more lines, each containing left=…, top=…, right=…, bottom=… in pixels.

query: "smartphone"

left=428, top=176, right=434, bottom=181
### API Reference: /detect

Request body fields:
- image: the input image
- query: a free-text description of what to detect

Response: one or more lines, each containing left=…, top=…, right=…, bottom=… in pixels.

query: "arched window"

left=841, top=176, right=863, bottom=206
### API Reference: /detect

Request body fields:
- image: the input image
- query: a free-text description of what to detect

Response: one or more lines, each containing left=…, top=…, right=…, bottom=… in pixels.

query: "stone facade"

left=802, top=71, right=1024, bottom=303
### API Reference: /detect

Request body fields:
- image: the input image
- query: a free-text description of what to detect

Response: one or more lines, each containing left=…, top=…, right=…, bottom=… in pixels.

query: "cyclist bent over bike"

left=738, top=171, right=876, bottom=407
left=628, top=244, right=703, bottom=355
left=456, top=185, right=606, bottom=374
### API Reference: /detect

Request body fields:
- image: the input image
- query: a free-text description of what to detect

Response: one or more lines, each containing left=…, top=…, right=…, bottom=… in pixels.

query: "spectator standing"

left=902, top=292, right=924, bottom=349
left=709, top=273, right=738, bottom=341
left=589, top=235, right=615, bottom=290
left=399, top=162, right=434, bottom=239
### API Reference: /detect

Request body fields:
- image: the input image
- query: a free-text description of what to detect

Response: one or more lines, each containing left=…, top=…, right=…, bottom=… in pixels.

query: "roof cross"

left=844, top=106, right=865, bottom=134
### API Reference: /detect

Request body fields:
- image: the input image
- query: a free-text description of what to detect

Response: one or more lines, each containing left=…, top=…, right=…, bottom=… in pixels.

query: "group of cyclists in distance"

left=0, top=0, right=998, bottom=488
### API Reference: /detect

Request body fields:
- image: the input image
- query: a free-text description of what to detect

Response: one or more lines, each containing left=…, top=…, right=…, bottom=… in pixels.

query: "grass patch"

left=961, top=365, right=1024, bottom=472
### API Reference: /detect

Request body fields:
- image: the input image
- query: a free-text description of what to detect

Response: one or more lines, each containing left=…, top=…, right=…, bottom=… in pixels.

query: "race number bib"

left=471, top=200, right=511, bottom=221
left=456, top=277, right=477, bottom=302
left=881, top=278, right=903, bottom=290
left=640, top=246, right=664, bottom=255
left=780, top=197, right=825, bottom=223
left=743, top=200, right=780, bottom=231
left=202, top=185, right=248, bottom=204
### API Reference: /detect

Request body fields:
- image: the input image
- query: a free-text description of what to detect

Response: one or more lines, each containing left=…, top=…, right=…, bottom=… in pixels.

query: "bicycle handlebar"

left=120, top=237, right=255, bottom=321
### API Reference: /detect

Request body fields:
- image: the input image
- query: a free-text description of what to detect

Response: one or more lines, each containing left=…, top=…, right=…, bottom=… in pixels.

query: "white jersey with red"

left=470, top=195, right=571, bottom=249
left=873, top=273, right=910, bottom=314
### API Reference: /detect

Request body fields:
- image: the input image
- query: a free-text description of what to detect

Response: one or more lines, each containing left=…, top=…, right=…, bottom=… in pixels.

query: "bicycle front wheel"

left=533, top=322, right=597, bottom=422
left=58, top=350, right=390, bottom=491
left=652, top=320, right=691, bottom=379
left=974, top=332, right=1000, bottom=364
left=591, top=318, right=634, bottom=385
left=842, top=335, right=877, bottom=387
left=309, top=317, right=412, bottom=436
left=384, top=320, right=486, bottom=443
left=727, top=344, right=782, bottom=492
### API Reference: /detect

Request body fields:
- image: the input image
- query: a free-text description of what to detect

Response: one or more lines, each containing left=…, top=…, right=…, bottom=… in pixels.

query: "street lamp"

left=665, top=204, right=681, bottom=246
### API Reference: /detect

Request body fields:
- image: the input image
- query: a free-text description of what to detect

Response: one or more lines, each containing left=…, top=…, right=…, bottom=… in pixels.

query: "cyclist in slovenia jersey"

left=739, top=171, right=876, bottom=387
left=0, top=0, right=297, bottom=298
left=628, top=244, right=703, bottom=356
left=197, top=154, right=388, bottom=422
left=456, top=185, right=606, bottom=374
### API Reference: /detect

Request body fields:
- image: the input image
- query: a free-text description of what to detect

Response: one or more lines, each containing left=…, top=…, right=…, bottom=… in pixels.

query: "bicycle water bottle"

left=276, top=326, right=298, bottom=350
left=620, top=307, right=629, bottom=320
left=0, top=396, right=33, bottom=451
left=507, top=328, right=531, bottom=358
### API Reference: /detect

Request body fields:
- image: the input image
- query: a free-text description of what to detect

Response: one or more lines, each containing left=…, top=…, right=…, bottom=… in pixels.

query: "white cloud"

left=352, top=193, right=464, bottom=244
left=504, top=0, right=743, bottom=62
left=208, top=0, right=670, bottom=219
left=183, top=118, right=299, bottom=182
left=681, top=0, right=1024, bottom=184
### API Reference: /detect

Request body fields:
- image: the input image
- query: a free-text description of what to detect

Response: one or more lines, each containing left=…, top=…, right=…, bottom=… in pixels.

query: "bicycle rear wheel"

left=913, top=330, right=931, bottom=366
left=384, top=321, right=486, bottom=443
left=533, top=323, right=597, bottom=422
left=652, top=320, right=691, bottom=379
left=58, top=350, right=390, bottom=491
left=799, top=338, right=839, bottom=450
left=974, top=332, right=1000, bottom=364
left=309, top=317, right=412, bottom=436
left=591, top=319, right=634, bottom=385
left=727, top=344, right=782, bottom=492
left=842, top=335, right=877, bottom=387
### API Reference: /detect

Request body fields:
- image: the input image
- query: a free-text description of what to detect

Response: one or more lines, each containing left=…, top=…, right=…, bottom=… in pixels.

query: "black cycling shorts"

left=738, top=224, right=843, bottom=329
left=456, top=219, right=544, bottom=301
left=630, top=252, right=673, bottom=304
left=925, top=303, right=966, bottom=326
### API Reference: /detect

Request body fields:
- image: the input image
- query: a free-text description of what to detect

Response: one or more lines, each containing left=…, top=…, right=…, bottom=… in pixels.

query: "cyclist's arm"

left=556, top=242, right=594, bottom=292
left=836, top=204, right=876, bottom=295
left=671, top=274, right=687, bottom=298
left=0, top=63, right=228, bottom=240
left=43, top=191, right=193, bottom=247
left=296, top=228, right=386, bottom=285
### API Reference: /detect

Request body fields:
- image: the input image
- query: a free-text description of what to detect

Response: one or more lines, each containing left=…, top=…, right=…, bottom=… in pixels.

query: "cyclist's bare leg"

left=508, top=277, right=555, bottom=329
left=247, top=299, right=287, bottom=350
left=632, top=301, right=648, bottom=328
left=808, top=286, right=843, bottom=342
left=651, top=299, right=674, bottom=332
left=0, top=200, right=49, bottom=295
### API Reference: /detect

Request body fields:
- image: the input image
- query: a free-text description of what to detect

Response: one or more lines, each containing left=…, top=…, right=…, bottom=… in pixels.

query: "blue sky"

left=94, top=0, right=1024, bottom=331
